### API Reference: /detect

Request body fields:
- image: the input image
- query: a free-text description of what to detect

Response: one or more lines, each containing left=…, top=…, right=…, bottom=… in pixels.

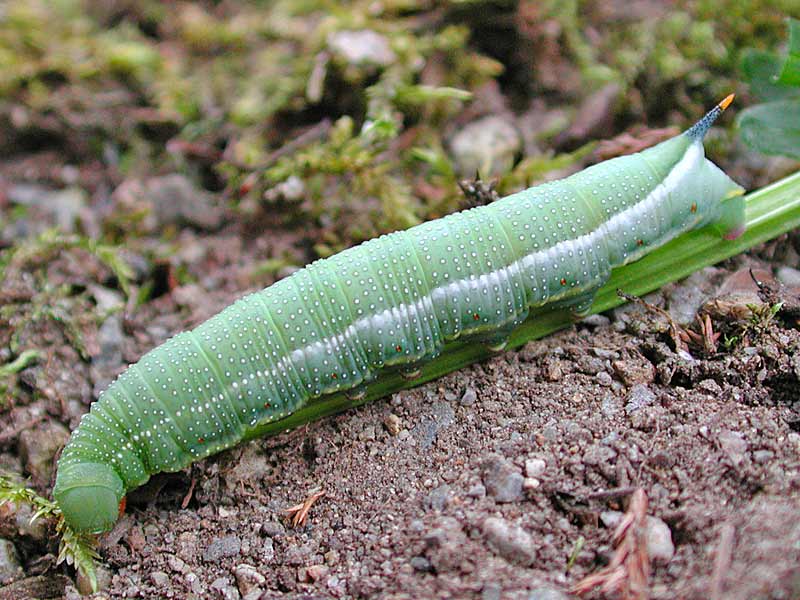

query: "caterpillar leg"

left=345, top=385, right=367, bottom=401
left=400, top=366, right=423, bottom=380
left=714, top=193, right=746, bottom=240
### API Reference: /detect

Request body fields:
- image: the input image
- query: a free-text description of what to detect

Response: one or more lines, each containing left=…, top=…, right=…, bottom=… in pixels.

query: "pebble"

left=18, top=421, right=70, bottom=482
left=527, top=587, right=569, bottom=600
left=7, top=184, right=88, bottom=232
left=210, top=576, right=241, bottom=600
left=718, top=430, right=748, bottom=466
left=482, top=455, right=524, bottom=503
left=467, top=483, right=486, bottom=498
left=411, top=401, right=454, bottom=449
left=383, top=413, right=402, bottom=436
left=450, top=115, right=521, bottom=177
left=150, top=571, right=169, bottom=587
left=327, top=30, right=396, bottom=67
left=481, top=517, right=537, bottom=566
left=600, top=511, right=675, bottom=563
left=613, top=357, right=655, bottom=386
left=525, top=458, right=547, bottom=478
left=596, top=371, right=613, bottom=386
left=234, top=564, right=265, bottom=598
left=625, top=384, right=657, bottom=415
left=305, top=564, right=329, bottom=582
left=0, top=539, right=22, bottom=584
left=77, top=564, right=111, bottom=594
left=424, top=517, right=469, bottom=572
left=776, top=266, right=800, bottom=288
left=460, top=387, right=478, bottom=406
left=203, top=535, right=242, bottom=562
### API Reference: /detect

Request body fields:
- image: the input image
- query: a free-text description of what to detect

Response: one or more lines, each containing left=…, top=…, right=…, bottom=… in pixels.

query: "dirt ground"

left=2, top=3, right=800, bottom=600
left=3, top=222, right=800, bottom=599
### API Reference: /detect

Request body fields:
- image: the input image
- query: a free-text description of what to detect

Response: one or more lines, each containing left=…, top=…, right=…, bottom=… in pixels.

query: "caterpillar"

left=54, top=96, right=745, bottom=533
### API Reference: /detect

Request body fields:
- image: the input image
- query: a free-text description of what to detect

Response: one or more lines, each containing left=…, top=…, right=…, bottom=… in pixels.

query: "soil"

left=1, top=4, right=800, bottom=600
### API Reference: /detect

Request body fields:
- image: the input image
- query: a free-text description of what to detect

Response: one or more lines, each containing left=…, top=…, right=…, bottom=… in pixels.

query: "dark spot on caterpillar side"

left=197, top=437, right=205, bottom=444
left=691, top=202, right=698, bottom=213
left=395, top=345, right=402, bottom=352
left=473, top=313, right=480, bottom=321
left=637, top=239, right=644, bottom=246
left=331, top=373, right=338, bottom=379
left=263, top=402, right=271, bottom=408
left=560, top=278, right=567, bottom=286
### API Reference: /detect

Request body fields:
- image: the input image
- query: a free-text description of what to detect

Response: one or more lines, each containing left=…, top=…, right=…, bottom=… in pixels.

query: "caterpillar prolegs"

left=54, top=96, right=745, bottom=533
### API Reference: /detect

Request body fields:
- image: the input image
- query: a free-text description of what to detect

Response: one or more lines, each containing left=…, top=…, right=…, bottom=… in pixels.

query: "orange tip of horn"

left=718, top=93, right=735, bottom=111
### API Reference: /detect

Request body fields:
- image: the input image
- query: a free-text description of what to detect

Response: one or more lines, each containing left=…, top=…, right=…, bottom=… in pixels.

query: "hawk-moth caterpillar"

left=54, top=96, right=745, bottom=533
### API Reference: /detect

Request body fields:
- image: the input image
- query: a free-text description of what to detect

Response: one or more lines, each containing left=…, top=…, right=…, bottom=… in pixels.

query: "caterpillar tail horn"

left=685, top=93, right=735, bottom=140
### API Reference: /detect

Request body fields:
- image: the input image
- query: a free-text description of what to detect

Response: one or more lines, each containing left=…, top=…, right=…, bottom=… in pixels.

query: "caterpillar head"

left=54, top=462, right=124, bottom=533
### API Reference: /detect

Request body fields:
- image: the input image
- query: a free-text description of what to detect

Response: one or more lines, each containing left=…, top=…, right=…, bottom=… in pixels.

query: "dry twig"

left=572, top=488, right=651, bottom=600
left=284, top=488, right=326, bottom=527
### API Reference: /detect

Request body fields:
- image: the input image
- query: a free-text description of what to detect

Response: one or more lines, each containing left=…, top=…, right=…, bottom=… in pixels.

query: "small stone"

left=168, top=554, right=189, bottom=573
left=481, top=517, right=537, bottom=566
left=596, top=371, right=613, bottom=386
left=234, top=564, right=265, bottom=598
left=460, top=387, right=478, bottom=406
left=718, top=430, right=748, bottom=466
left=203, top=535, right=242, bottom=562
left=18, top=421, right=70, bottom=482
left=261, top=521, right=285, bottom=538
left=467, top=483, right=486, bottom=498
left=625, top=384, right=657, bottom=415
left=327, top=30, right=396, bottom=67
left=0, top=539, right=23, bottom=584
left=613, top=357, right=655, bottom=386
left=410, top=556, right=432, bottom=572
left=150, top=571, right=170, bottom=586
left=306, top=564, right=329, bottom=581
left=525, top=458, right=547, bottom=478
left=324, top=549, right=339, bottom=566
left=777, top=266, right=800, bottom=288
left=600, top=512, right=674, bottom=563
left=450, top=115, right=521, bottom=178
left=482, top=455, right=524, bottom=503
left=753, top=450, right=774, bottom=464
left=210, top=576, right=241, bottom=600
left=383, top=413, right=402, bottom=435
left=411, top=401, right=455, bottom=449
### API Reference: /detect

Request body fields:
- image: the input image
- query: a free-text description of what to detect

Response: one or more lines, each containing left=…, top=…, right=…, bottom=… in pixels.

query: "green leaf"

left=740, top=49, right=800, bottom=102
left=737, top=99, right=800, bottom=159
left=777, top=17, right=800, bottom=86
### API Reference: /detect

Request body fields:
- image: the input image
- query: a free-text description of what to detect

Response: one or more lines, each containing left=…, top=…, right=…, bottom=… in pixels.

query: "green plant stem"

left=243, top=170, right=800, bottom=442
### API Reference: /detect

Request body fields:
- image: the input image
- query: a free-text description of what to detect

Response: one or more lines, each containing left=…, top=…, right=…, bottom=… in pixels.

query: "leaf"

left=737, top=99, right=800, bottom=159
left=777, top=17, right=800, bottom=86
left=740, top=49, right=800, bottom=102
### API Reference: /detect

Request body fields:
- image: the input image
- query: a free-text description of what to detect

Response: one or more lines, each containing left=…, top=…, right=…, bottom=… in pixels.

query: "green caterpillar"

left=54, top=96, right=745, bottom=533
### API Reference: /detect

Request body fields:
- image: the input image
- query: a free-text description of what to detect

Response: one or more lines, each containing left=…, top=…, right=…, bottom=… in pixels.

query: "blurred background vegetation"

left=0, top=0, right=797, bottom=285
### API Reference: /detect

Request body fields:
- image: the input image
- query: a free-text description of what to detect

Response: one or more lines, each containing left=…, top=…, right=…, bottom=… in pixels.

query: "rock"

left=91, top=314, right=125, bottom=391
left=718, top=430, right=748, bottom=466
left=383, top=413, right=402, bottom=435
left=327, top=30, right=395, bottom=67
left=203, top=535, right=242, bottom=562
left=482, top=517, right=537, bottom=566
left=410, top=556, right=432, bottom=572
left=613, top=356, right=655, bottom=386
left=112, top=174, right=223, bottom=232
left=306, top=564, right=329, bottom=581
left=776, top=266, right=800, bottom=288
left=600, top=511, right=675, bottom=563
left=467, top=483, right=486, bottom=498
left=262, top=538, right=275, bottom=563
left=460, top=387, right=478, bottom=406
left=150, top=571, right=170, bottom=586
left=18, top=421, right=70, bottom=482
left=624, top=384, right=657, bottom=415
left=424, top=517, right=469, bottom=572
left=8, top=184, right=88, bottom=233
left=450, top=115, right=521, bottom=177
left=0, top=539, right=23, bottom=584
left=210, top=576, right=241, bottom=600
left=263, top=175, right=305, bottom=204
left=234, top=564, right=264, bottom=598
left=525, top=458, right=546, bottom=478
left=482, top=455, right=524, bottom=503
